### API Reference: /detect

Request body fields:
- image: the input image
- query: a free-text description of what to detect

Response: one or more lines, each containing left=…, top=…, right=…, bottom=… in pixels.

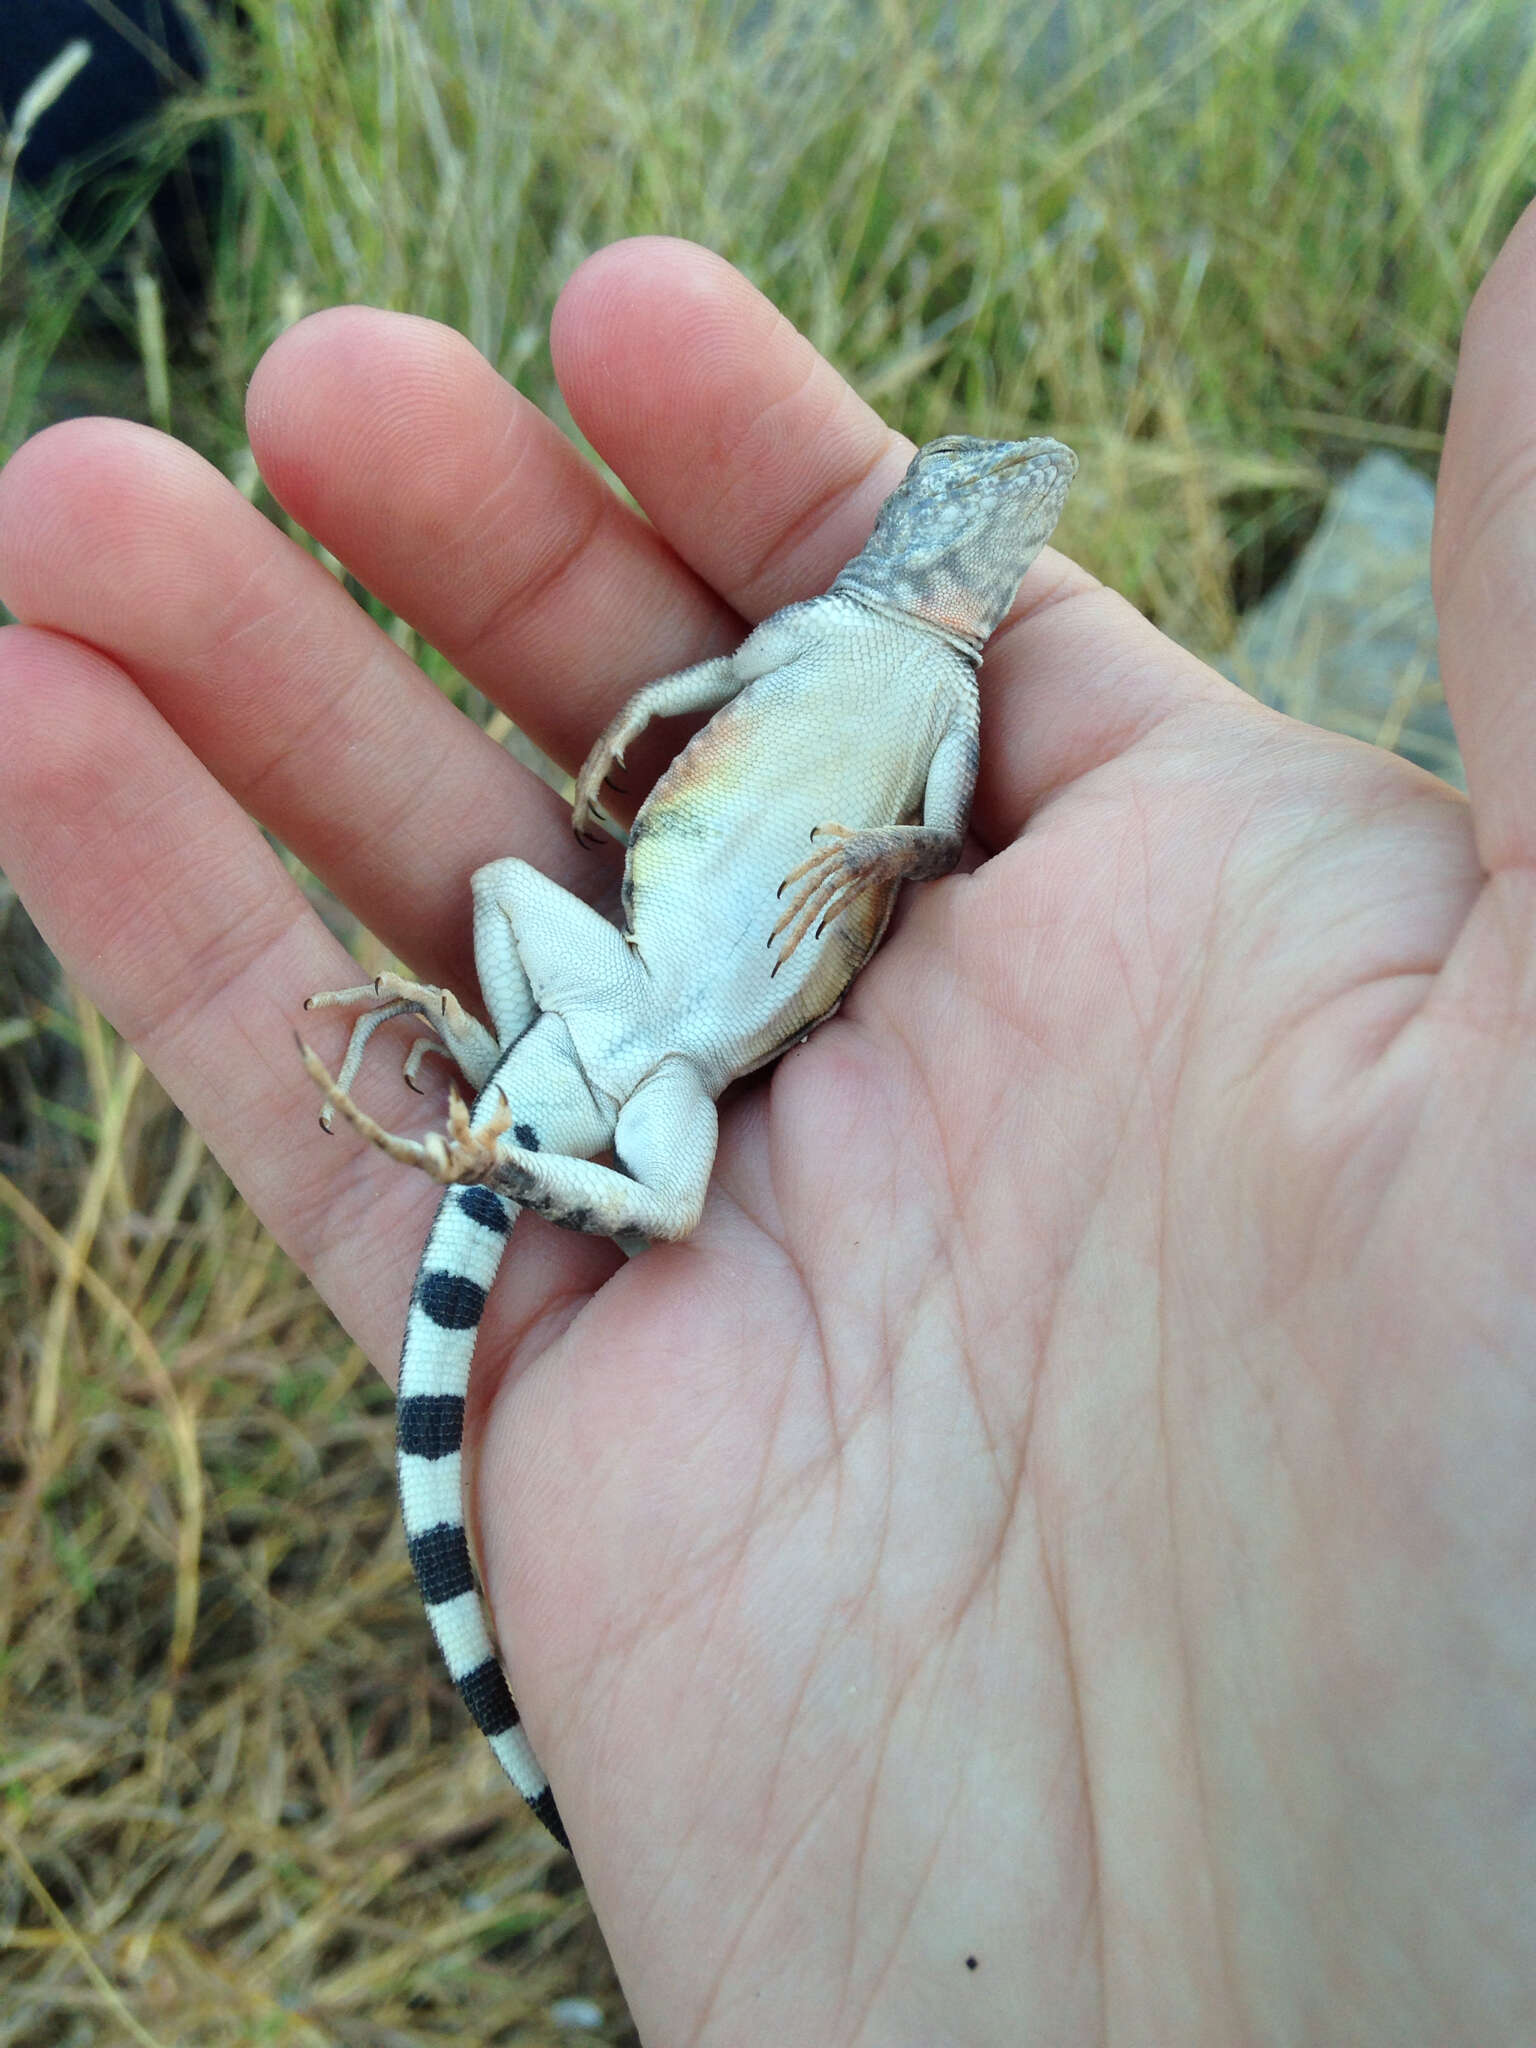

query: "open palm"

left=2, top=222, right=1532, bottom=2047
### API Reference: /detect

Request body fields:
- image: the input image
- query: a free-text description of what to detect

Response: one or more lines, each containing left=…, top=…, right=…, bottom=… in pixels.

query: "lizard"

left=299, top=432, right=1078, bottom=1851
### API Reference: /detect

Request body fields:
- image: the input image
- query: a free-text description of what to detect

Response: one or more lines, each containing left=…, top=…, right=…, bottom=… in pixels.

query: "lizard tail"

left=395, top=1181, right=569, bottom=1849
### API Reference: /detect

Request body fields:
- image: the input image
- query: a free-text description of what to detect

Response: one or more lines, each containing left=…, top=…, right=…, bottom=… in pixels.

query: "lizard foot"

left=770, top=823, right=918, bottom=971
left=572, top=730, right=638, bottom=846
left=304, top=976, right=491, bottom=1121
left=300, top=1043, right=513, bottom=1182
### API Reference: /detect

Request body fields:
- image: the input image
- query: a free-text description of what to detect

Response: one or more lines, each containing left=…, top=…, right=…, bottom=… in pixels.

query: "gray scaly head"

left=832, top=435, right=1078, bottom=652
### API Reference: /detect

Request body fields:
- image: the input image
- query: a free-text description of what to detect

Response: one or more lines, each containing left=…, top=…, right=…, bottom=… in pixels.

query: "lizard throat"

left=831, top=579, right=986, bottom=661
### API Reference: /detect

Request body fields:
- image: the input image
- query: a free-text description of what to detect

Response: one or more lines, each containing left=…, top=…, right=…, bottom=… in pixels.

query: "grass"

left=1, top=0, right=1533, bottom=2038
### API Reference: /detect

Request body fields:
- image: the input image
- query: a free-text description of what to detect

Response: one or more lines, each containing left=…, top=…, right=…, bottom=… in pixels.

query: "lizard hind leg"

left=482, top=1054, right=718, bottom=1242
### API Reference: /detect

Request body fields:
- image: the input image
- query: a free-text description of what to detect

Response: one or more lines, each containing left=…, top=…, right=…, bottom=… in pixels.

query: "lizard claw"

left=768, top=823, right=863, bottom=968
left=572, top=797, right=615, bottom=849
left=572, top=736, right=631, bottom=845
left=301, top=1044, right=513, bottom=1184
left=768, top=821, right=950, bottom=970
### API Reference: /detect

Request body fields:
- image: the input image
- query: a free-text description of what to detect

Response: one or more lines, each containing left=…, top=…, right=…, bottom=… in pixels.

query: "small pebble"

left=548, top=1996, right=605, bottom=2031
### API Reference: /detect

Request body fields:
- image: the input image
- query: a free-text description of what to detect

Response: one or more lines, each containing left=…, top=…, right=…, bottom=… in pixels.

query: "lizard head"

left=832, top=434, right=1078, bottom=652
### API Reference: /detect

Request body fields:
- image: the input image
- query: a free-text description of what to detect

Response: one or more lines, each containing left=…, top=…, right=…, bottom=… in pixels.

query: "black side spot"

left=457, top=1656, right=518, bottom=1737
left=532, top=1785, right=570, bottom=1850
left=396, top=1393, right=465, bottom=1459
left=454, top=1185, right=509, bottom=1234
left=415, top=1270, right=487, bottom=1329
left=408, top=1522, right=475, bottom=1605
left=552, top=1207, right=592, bottom=1233
left=514, top=1122, right=540, bottom=1151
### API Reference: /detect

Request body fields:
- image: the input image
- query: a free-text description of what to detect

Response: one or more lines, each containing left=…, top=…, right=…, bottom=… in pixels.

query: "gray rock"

left=1224, top=450, right=1462, bottom=788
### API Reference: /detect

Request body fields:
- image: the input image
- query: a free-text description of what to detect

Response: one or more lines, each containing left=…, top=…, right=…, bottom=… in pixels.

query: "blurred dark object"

left=1, top=0, right=226, bottom=324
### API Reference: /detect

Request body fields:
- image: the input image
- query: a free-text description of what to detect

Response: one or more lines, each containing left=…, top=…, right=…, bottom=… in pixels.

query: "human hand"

left=0, top=219, right=1530, bottom=2046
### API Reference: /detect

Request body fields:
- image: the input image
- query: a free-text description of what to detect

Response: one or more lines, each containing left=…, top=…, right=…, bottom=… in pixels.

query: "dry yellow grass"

left=0, top=942, right=623, bottom=2042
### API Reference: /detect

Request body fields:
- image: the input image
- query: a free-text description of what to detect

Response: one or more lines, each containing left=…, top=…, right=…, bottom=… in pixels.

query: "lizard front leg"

left=769, top=706, right=980, bottom=969
left=770, top=823, right=963, bottom=968
left=570, top=606, right=821, bottom=841
left=571, top=653, right=740, bottom=844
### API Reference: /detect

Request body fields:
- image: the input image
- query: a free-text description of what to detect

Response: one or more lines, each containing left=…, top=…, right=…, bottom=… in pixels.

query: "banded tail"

left=395, top=1181, right=567, bottom=1848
